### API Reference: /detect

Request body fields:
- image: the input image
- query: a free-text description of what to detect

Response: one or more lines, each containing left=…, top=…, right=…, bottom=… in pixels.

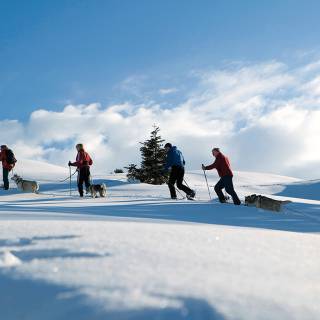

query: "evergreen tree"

left=124, top=164, right=141, bottom=182
left=139, top=125, right=168, bottom=185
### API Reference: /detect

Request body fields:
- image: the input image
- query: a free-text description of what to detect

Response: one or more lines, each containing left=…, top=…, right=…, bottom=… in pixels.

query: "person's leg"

left=214, top=178, right=226, bottom=203
left=3, top=168, right=9, bottom=190
left=84, top=167, right=91, bottom=192
left=176, top=167, right=193, bottom=195
left=77, top=169, right=84, bottom=197
left=224, top=176, right=241, bottom=205
left=168, top=167, right=178, bottom=199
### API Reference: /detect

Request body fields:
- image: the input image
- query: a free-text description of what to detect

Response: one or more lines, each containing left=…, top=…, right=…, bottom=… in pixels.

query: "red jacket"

left=70, top=150, right=93, bottom=169
left=0, top=150, right=15, bottom=170
left=205, top=152, right=233, bottom=177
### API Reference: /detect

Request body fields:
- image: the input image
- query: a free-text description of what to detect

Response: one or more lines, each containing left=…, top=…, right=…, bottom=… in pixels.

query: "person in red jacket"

left=0, top=145, right=16, bottom=190
left=68, top=144, right=93, bottom=197
left=202, top=147, right=241, bottom=205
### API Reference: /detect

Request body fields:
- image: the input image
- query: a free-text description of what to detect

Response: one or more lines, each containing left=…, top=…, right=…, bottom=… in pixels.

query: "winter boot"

left=186, top=190, right=196, bottom=200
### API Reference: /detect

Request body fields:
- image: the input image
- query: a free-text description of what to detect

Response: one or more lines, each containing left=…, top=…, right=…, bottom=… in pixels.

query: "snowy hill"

left=0, top=161, right=319, bottom=320
left=13, top=159, right=69, bottom=180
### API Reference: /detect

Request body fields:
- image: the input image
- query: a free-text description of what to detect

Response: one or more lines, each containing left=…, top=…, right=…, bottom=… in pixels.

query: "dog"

left=89, top=183, right=107, bottom=198
left=245, top=194, right=291, bottom=212
left=11, top=174, right=39, bottom=193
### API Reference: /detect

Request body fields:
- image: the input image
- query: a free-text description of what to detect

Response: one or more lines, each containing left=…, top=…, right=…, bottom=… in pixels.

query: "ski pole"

left=183, top=178, right=191, bottom=189
left=175, top=186, right=185, bottom=199
left=203, top=169, right=212, bottom=200
left=69, top=166, right=72, bottom=196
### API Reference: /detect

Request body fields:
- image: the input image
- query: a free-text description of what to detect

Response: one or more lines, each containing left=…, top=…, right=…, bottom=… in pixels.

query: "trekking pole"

left=183, top=178, right=190, bottom=189
left=164, top=176, right=185, bottom=200
left=175, top=186, right=185, bottom=200
left=69, top=166, right=72, bottom=196
left=203, top=169, right=212, bottom=200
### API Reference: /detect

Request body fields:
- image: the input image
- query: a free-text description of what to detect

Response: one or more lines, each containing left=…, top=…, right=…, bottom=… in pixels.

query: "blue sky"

left=2, top=1, right=320, bottom=177
left=1, top=0, right=320, bottom=121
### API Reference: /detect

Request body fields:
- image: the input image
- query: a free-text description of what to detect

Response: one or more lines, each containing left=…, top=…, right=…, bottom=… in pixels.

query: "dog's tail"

left=34, top=182, right=40, bottom=194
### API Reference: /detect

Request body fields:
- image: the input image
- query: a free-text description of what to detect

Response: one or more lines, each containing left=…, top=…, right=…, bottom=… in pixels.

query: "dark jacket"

left=204, top=152, right=233, bottom=177
left=164, top=146, right=185, bottom=171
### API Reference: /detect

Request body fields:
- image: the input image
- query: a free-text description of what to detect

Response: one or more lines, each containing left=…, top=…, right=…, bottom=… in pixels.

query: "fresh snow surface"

left=0, top=164, right=319, bottom=320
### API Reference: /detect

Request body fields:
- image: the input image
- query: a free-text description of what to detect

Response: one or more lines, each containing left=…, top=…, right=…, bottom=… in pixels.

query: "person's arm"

left=164, top=152, right=172, bottom=172
left=202, top=159, right=217, bottom=170
left=68, top=153, right=80, bottom=167
left=88, top=154, right=93, bottom=166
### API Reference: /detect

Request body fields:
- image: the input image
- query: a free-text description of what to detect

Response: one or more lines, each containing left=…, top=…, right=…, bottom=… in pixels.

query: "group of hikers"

left=0, top=143, right=241, bottom=205
left=163, top=143, right=241, bottom=205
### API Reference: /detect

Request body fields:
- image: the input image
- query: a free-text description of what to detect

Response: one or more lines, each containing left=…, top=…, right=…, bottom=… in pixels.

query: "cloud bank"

left=2, top=59, right=320, bottom=178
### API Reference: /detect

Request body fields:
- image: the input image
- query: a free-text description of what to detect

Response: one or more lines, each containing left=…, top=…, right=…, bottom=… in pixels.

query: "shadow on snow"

left=0, top=271, right=226, bottom=320
left=276, top=181, right=320, bottom=201
left=0, top=199, right=319, bottom=233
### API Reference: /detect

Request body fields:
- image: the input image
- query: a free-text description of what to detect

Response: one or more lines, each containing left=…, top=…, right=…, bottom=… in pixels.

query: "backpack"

left=6, top=149, right=17, bottom=165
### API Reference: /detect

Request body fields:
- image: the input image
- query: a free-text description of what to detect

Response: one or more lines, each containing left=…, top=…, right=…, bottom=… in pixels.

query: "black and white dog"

left=89, top=183, right=107, bottom=198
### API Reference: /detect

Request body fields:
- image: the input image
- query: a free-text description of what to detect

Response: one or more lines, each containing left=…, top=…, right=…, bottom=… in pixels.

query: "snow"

left=0, top=164, right=319, bottom=319
left=0, top=250, right=22, bottom=267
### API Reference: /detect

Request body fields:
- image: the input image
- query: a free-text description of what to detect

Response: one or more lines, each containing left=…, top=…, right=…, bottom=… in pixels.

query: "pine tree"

left=124, top=164, right=141, bottom=182
left=139, top=125, right=168, bottom=185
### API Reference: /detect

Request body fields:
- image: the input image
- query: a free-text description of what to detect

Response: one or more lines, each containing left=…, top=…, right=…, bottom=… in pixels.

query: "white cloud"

left=2, top=59, right=320, bottom=178
left=158, top=88, right=178, bottom=95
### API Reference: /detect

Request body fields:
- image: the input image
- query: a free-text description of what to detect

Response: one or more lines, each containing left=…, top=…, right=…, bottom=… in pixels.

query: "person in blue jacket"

left=164, top=143, right=195, bottom=200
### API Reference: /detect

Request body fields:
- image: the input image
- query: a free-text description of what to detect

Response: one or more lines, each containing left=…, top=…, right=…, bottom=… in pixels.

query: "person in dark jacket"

left=164, top=143, right=195, bottom=200
left=68, top=144, right=93, bottom=197
left=0, top=145, right=16, bottom=190
left=202, top=148, right=241, bottom=205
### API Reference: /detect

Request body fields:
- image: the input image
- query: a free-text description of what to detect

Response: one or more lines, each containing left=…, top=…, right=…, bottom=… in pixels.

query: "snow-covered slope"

left=0, top=162, right=319, bottom=320
left=13, top=159, right=68, bottom=180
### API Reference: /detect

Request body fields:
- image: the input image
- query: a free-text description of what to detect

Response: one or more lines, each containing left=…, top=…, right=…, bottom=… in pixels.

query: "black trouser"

left=3, top=168, right=10, bottom=190
left=168, top=166, right=192, bottom=198
left=214, top=176, right=241, bottom=205
left=77, top=167, right=91, bottom=196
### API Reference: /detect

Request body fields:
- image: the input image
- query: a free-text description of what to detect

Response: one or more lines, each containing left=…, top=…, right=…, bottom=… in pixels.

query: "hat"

left=164, top=143, right=172, bottom=149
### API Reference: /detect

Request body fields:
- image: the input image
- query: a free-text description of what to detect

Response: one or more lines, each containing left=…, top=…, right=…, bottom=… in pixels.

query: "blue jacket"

left=164, top=146, right=185, bottom=171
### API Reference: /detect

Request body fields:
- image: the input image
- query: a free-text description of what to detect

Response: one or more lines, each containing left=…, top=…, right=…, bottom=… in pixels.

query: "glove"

left=68, top=161, right=72, bottom=166
left=202, top=164, right=206, bottom=170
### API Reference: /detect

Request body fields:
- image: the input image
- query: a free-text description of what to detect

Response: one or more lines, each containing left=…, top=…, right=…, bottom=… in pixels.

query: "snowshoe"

left=186, top=190, right=196, bottom=200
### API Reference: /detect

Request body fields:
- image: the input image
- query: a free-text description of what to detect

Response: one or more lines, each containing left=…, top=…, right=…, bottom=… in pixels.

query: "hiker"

left=202, top=147, right=241, bottom=205
left=164, top=143, right=195, bottom=200
left=0, top=145, right=17, bottom=190
left=68, top=144, right=93, bottom=197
